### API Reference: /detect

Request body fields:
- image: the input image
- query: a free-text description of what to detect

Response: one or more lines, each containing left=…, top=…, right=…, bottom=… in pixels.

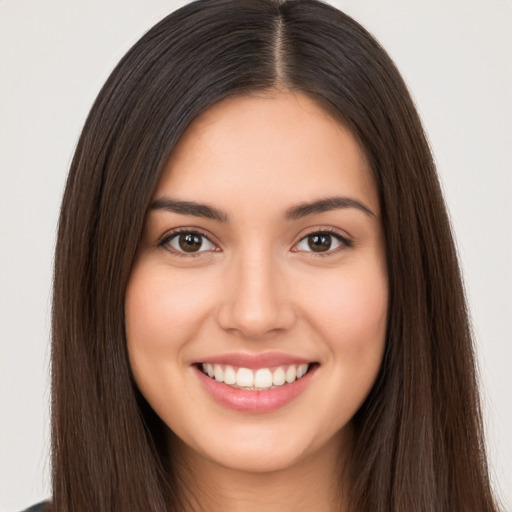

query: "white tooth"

left=272, top=367, right=286, bottom=386
left=236, top=367, right=254, bottom=387
left=206, top=363, right=214, bottom=378
left=297, top=363, right=309, bottom=378
left=254, top=368, right=273, bottom=388
left=224, top=365, right=236, bottom=385
left=285, top=365, right=297, bottom=383
left=214, top=364, right=224, bottom=382
left=202, top=363, right=207, bottom=374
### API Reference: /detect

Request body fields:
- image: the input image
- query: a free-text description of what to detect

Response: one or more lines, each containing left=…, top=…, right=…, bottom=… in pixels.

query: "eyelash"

left=158, top=228, right=353, bottom=258
left=158, top=228, right=217, bottom=258
left=293, top=228, right=353, bottom=257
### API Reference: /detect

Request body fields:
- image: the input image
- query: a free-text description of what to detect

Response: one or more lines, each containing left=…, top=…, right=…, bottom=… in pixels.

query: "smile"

left=200, top=363, right=310, bottom=390
left=194, top=356, right=318, bottom=413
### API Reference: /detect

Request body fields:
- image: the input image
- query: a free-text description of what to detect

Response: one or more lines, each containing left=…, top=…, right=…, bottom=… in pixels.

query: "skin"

left=125, top=90, right=388, bottom=512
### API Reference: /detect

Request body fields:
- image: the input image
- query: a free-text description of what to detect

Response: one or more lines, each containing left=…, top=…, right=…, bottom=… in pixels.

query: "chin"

left=169, top=418, right=348, bottom=476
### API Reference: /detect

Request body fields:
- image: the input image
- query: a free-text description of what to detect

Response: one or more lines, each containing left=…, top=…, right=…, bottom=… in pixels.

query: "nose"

left=216, top=250, right=297, bottom=340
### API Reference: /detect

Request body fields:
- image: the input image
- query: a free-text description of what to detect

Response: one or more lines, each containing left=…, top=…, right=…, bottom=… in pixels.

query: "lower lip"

left=194, top=365, right=317, bottom=413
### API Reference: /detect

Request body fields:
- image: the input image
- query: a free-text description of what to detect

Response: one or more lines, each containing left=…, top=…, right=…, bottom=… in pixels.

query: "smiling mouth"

left=197, top=363, right=316, bottom=391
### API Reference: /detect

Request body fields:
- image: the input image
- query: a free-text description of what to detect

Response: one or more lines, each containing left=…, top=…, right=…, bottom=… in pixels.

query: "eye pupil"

left=179, top=233, right=202, bottom=252
left=308, top=234, right=331, bottom=252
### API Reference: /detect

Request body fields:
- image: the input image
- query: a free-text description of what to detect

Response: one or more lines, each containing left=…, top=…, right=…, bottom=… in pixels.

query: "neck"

left=169, top=428, right=352, bottom=512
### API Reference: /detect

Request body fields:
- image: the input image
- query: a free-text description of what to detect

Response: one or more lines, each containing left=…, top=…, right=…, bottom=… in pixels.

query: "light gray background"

left=1, top=1, right=511, bottom=511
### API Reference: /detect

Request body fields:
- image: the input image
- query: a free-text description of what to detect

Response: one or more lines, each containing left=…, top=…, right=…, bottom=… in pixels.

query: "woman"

left=26, top=0, right=500, bottom=510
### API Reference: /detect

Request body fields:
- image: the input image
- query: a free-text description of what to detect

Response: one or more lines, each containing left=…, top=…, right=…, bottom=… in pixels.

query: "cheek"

left=299, top=266, right=388, bottom=427
left=124, top=264, right=218, bottom=408
left=125, top=264, right=214, bottom=355
left=303, top=265, right=388, bottom=344
left=298, top=261, right=388, bottom=396
left=124, top=263, right=219, bottom=417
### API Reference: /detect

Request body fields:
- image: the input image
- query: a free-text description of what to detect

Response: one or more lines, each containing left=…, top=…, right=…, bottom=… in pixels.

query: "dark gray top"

left=21, top=501, right=50, bottom=512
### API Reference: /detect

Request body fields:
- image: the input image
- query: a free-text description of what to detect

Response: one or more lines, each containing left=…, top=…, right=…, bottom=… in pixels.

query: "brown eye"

left=164, top=231, right=216, bottom=254
left=307, top=234, right=332, bottom=252
left=294, top=231, right=351, bottom=254
left=178, top=233, right=203, bottom=252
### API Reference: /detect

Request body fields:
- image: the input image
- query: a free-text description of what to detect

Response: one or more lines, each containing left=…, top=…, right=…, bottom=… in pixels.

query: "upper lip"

left=194, top=351, right=315, bottom=369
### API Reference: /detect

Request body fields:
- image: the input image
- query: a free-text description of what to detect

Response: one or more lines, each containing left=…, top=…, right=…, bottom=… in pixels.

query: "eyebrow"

left=150, top=195, right=375, bottom=222
left=151, top=198, right=229, bottom=222
left=285, top=196, right=375, bottom=219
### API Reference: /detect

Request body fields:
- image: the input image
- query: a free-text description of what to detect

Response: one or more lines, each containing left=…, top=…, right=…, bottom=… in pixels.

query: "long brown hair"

left=51, top=1, right=499, bottom=510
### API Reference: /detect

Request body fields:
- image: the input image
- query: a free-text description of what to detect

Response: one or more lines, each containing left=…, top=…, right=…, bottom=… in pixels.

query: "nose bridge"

left=217, top=245, right=295, bottom=338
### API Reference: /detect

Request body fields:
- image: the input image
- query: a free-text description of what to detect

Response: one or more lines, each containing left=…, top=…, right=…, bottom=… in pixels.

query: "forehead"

left=157, top=91, right=378, bottom=215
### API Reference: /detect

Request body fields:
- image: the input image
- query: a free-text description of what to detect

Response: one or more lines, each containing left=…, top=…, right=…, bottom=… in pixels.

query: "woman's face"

left=125, top=91, right=388, bottom=474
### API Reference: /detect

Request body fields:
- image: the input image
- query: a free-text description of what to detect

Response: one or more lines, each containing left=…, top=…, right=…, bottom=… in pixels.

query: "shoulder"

left=21, top=501, right=51, bottom=512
